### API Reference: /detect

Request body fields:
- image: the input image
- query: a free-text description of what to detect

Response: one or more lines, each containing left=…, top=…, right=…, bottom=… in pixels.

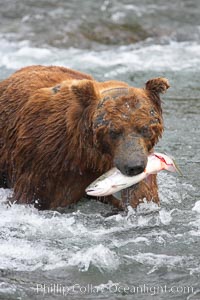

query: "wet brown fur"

left=0, top=65, right=169, bottom=210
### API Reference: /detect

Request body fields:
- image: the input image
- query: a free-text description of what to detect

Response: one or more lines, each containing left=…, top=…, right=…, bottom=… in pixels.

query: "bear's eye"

left=109, top=129, right=122, bottom=140
left=150, top=108, right=155, bottom=116
left=140, top=125, right=151, bottom=138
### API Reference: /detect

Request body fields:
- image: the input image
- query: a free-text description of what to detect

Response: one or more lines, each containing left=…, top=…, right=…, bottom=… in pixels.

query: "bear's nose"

left=124, top=164, right=145, bottom=176
left=114, top=155, right=147, bottom=177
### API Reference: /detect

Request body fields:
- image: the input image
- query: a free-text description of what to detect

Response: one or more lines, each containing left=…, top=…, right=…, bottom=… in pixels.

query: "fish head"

left=86, top=177, right=112, bottom=196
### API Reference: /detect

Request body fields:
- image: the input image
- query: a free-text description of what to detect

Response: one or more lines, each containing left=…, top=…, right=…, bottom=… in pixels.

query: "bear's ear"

left=145, top=77, right=170, bottom=95
left=71, top=79, right=98, bottom=108
left=145, top=77, right=170, bottom=112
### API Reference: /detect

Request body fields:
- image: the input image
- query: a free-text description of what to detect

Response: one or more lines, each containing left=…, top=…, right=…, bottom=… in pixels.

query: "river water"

left=0, top=0, right=199, bottom=299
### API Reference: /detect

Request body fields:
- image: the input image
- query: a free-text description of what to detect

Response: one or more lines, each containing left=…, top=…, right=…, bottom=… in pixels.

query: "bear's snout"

left=113, top=134, right=148, bottom=177
left=124, top=162, right=146, bottom=176
left=115, top=157, right=146, bottom=177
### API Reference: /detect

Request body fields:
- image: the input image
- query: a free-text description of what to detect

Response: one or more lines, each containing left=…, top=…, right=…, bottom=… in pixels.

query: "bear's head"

left=92, top=78, right=170, bottom=176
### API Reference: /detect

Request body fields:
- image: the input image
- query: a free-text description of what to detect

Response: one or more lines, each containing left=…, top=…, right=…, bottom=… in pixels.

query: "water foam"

left=192, top=201, right=200, bottom=213
left=0, top=37, right=200, bottom=74
left=124, top=252, right=190, bottom=274
left=68, top=244, right=120, bottom=272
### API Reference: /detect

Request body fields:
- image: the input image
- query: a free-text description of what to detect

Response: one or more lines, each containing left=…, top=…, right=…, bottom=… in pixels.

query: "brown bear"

left=0, top=65, right=169, bottom=210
